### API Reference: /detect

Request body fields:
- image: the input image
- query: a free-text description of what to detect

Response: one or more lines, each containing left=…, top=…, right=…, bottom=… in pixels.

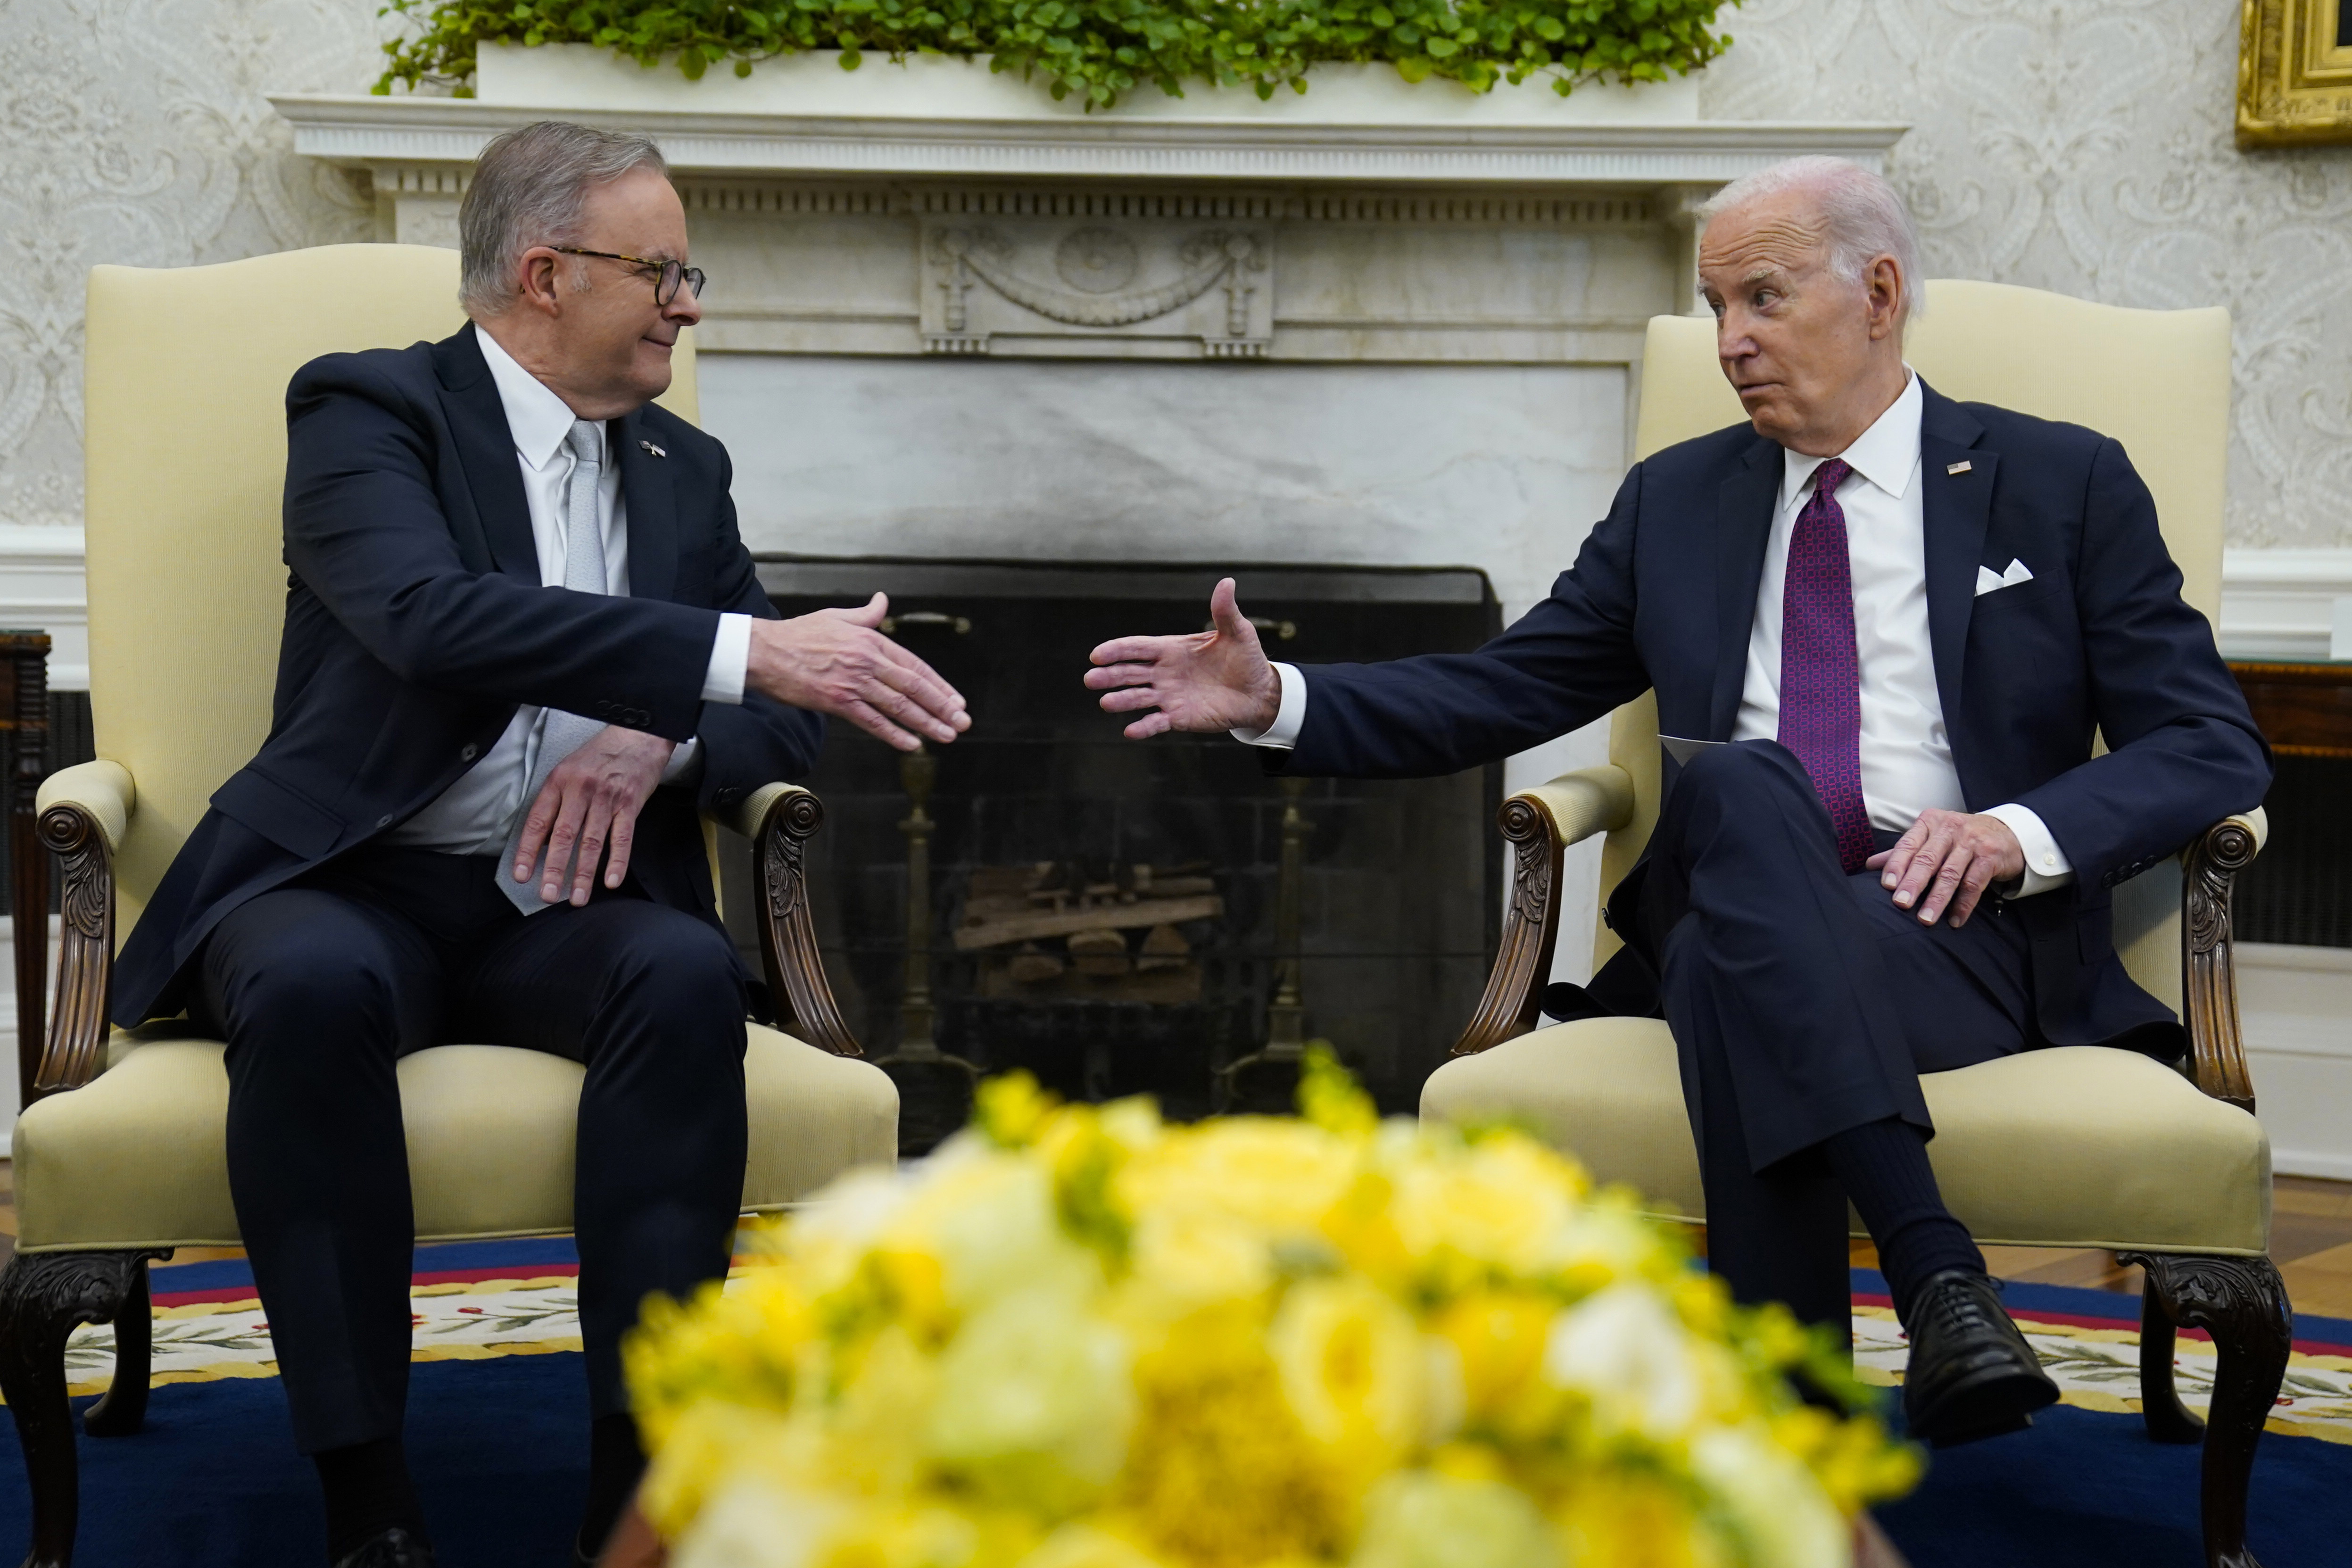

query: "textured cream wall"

left=4, top=0, right=2352, bottom=546
left=1702, top=0, right=2352, bottom=550
left=0, top=0, right=382, bottom=531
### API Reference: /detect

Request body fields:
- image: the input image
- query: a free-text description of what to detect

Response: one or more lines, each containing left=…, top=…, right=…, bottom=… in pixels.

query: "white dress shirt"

left=389, top=327, right=752, bottom=853
left=1239, top=371, right=2072, bottom=895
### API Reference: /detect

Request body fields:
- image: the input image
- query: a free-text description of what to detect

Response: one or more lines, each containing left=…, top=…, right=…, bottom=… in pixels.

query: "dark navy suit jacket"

left=1283, top=381, right=2271, bottom=1058
left=114, top=323, right=822, bottom=1027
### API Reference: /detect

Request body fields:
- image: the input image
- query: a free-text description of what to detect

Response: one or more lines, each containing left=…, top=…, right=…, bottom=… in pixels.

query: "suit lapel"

left=436, top=323, right=541, bottom=583
left=1917, top=383, right=1995, bottom=727
left=1708, top=438, right=1784, bottom=739
left=616, top=411, right=679, bottom=603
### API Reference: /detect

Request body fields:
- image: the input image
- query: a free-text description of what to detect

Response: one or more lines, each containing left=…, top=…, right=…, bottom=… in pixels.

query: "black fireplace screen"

left=723, top=558, right=1504, bottom=1136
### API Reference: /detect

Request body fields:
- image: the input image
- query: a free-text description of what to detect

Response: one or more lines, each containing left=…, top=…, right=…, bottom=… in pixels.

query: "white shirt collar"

left=1779, top=368, right=1921, bottom=512
left=473, top=323, right=597, bottom=472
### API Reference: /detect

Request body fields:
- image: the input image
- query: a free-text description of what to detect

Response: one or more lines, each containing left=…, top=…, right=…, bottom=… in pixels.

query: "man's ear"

left=1864, top=255, right=1905, bottom=341
left=515, top=249, right=566, bottom=319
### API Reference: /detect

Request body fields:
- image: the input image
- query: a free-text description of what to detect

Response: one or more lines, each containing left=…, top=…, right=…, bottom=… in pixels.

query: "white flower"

left=1542, top=1282, right=1703, bottom=1444
left=926, top=1285, right=1135, bottom=1513
left=1690, top=1424, right=1851, bottom=1568
left=671, top=1478, right=848, bottom=1568
left=887, top=1143, right=1099, bottom=1312
left=1347, top=1470, right=1557, bottom=1568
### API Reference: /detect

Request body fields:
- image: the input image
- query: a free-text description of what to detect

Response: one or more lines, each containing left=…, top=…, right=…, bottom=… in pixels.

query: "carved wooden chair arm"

left=728, top=782, right=862, bottom=1058
left=2179, top=808, right=2265, bottom=1114
left=1450, top=765, right=1636, bottom=1057
left=30, top=762, right=135, bottom=1097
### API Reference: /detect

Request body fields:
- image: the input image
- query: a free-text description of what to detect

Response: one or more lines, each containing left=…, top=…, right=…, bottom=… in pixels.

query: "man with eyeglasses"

left=108, top=120, right=970, bottom=1568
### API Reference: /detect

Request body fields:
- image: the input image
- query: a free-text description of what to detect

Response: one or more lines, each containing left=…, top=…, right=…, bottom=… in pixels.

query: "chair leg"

left=78, top=1260, right=150, bottom=1439
left=2125, top=1252, right=2292, bottom=1568
left=0, top=1250, right=157, bottom=1568
left=2135, top=1269, right=2207, bottom=1444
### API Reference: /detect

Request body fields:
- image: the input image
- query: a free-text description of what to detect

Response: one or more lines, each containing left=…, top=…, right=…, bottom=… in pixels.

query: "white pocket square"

left=1974, top=559, right=2034, bottom=597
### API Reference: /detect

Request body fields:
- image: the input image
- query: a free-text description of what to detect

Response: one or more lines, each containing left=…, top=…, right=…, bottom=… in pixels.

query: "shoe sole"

left=1908, top=1364, right=2060, bottom=1449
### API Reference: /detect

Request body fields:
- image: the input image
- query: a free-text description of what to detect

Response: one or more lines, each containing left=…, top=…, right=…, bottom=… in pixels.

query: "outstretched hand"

left=1085, top=577, right=1282, bottom=740
left=745, top=592, right=971, bottom=753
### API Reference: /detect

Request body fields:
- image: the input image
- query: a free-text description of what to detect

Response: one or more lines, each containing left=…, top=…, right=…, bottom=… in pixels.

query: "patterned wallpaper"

left=1703, top=0, right=2352, bottom=549
left=3, top=0, right=2351, bottom=544
left=0, top=0, right=380, bottom=531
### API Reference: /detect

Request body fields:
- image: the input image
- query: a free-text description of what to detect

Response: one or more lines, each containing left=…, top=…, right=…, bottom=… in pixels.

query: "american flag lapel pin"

left=1946, top=460, right=1972, bottom=475
left=639, top=439, right=667, bottom=459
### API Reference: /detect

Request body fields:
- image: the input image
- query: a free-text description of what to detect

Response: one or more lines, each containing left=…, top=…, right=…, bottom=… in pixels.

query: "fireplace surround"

left=721, top=557, right=1501, bottom=1144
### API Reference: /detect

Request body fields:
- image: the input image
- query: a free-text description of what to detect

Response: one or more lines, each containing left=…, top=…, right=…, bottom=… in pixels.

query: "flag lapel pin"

left=1946, top=460, right=1972, bottom=475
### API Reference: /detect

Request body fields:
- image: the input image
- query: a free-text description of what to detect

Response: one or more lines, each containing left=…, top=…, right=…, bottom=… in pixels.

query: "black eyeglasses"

left=553, top=247, right=706, bottom=306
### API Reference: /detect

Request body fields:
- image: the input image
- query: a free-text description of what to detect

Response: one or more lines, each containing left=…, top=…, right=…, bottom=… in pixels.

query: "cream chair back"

left=81, top=245, right=700, bottom=937
left=1602, top=280, right=2233, bottom=1012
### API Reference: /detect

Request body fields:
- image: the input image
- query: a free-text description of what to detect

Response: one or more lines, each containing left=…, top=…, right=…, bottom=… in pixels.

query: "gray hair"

left=1698, top=156, right=1926, bottom=322
left=458, top=121, right=670, bottom=316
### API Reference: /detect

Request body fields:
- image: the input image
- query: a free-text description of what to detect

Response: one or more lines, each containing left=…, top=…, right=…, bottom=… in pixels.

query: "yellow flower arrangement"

left=625, top=1053, right=1920, bottom=1568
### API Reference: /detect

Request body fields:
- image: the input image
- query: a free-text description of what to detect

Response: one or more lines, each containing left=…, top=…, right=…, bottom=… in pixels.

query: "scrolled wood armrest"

left=2181, top=808, right=2265, bottom=1113
left=1514, top=765, right=1637, bottom=851
left=735, top=783, right=861, bottom=1058
left=32, top=763, right=135, bottom=1096
left=35, top=761, right=133, bottom=854
left=1450, top=765, right=1636, bottom=1057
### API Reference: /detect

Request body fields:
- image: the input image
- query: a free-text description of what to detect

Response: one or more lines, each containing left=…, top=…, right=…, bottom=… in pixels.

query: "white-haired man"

left=1084, top=157, right=2269, bottom=1446
left=111, top=122, right=970, bottom=1567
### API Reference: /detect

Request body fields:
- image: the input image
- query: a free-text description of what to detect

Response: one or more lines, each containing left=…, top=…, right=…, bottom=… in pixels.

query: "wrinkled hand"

left=1085, top=577, right=1282, bottom=740
left=1866, top=808, right=2025, bottom=928
left=746, top=592, right=969, bottom=753
left=511, top=725, right=676, bottom=907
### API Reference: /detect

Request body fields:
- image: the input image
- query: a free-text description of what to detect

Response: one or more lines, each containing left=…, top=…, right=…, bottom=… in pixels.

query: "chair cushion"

left=12, top=1024, right=898, bottom=1253
left=1420, top=1020, right=2271, bottom=1256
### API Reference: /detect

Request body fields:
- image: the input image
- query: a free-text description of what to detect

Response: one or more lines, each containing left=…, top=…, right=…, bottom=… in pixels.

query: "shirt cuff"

left=660, top=737, right=704, bottom=786
left=1231, top=663, right=1306, bottom=749
left=702, top=613, right=750, bottom=705
left=1983, top=803, right=2074, bottom=897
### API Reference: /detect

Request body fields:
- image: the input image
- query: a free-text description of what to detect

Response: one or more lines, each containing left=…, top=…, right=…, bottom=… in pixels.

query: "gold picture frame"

left=2240, top=0, right=2352, bottom=146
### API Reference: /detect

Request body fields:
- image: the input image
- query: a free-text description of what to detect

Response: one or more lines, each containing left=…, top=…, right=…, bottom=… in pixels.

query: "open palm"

left=1085, top=577, right=1282, bottom=739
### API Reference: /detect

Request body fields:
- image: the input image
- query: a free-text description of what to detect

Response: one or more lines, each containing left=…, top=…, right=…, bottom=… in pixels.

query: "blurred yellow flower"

left=629, top=1054, right=1914, bottom=1568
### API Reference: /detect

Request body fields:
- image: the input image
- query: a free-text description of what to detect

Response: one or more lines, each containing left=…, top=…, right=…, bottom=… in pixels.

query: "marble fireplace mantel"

left=270, top=79, right=1905, bottom=362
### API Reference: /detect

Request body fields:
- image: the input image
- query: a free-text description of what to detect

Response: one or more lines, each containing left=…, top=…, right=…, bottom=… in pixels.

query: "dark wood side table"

left=0, top=633, right=50, bottom=1112
left=2231, top=660, right=2352, bottom=758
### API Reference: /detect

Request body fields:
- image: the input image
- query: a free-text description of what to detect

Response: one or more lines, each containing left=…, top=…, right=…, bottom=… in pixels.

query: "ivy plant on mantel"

left=376, top=0, right=1737, bottom=112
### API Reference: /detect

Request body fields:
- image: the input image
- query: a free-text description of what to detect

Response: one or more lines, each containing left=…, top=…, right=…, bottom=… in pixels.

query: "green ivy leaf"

left=374, top=0, right=1733, bottom=109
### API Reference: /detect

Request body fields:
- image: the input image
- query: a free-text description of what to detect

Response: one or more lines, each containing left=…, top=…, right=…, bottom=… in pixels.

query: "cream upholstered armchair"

left=1424, top=282, right=2286, bottom=1568
left=0, top=245, right=897, bottom=1567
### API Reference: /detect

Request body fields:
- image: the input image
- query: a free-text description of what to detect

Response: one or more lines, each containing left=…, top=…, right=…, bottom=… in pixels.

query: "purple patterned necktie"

left=1778, top=457, right=1875, bottom=873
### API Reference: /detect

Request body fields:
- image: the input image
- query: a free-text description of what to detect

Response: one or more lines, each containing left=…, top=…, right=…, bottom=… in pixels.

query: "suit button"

left=460, top=744, right=479, bottom=762
left=716, top=788, right=741, bottom=806
left=376, top=813, right=394, bottom=828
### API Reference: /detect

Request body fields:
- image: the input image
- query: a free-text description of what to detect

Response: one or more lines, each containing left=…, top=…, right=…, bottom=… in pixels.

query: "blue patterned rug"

left=0, top=1250, right=2338, bottom=1565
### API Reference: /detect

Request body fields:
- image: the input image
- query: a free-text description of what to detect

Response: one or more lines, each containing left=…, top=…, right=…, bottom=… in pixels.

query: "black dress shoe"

left=330, top=1527, right=435, bottom=1568
left=1902, top=1269, right=2059, bottom=1448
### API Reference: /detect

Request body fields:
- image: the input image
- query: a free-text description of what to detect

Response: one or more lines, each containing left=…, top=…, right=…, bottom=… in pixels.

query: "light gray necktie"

left=497, top=419, right=611, bottom=913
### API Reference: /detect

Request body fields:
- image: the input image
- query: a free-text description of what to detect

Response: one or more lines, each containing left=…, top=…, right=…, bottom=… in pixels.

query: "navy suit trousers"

left=194, top=847, right=749, bottom=1452
left=1636, top=742, right=2036, bottom=1331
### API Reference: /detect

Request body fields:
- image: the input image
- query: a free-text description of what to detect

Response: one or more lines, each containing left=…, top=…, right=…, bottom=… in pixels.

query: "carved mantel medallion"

left=920, top=218, right=1272, bottom=358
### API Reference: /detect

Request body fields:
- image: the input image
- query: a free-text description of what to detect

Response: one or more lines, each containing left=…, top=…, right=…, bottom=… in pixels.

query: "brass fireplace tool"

left=874, top=743, right=978, bottom=1082
left=1217, top=773, right=1313, bottom=1106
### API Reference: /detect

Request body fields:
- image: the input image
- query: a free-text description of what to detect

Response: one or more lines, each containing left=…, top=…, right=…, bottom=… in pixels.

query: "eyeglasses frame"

left=551, top=246, right=707, bottom=306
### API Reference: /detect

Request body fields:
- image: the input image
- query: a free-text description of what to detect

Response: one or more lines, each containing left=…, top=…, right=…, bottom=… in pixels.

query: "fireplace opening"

left=721, top=557, right=1504, bottom=1150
